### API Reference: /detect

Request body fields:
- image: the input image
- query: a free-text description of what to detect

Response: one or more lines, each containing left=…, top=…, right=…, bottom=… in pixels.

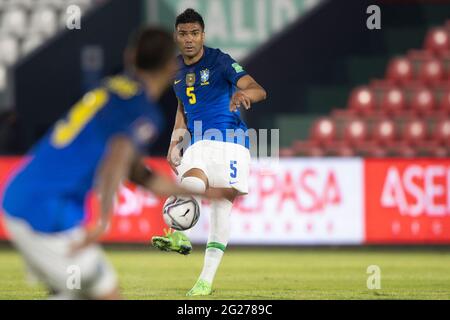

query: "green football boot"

left=151, top=229, right=192, bottom=255
left=186, top=279, right=213, bottom=296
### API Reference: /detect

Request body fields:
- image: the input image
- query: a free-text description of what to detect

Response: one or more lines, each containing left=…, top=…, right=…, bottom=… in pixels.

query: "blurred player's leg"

left=4, top=215, right=120, bottom=300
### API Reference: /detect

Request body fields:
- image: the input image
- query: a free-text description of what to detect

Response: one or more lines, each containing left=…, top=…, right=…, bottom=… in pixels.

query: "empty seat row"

left=285, top=117, right=450, bottom=158
left=0, top=6, right=79, bottom=38
left=0, top=35, right=46, bottom=65
left=334, top=85, right=450, bottom=118
left=0, top=0, right=92, bottom=10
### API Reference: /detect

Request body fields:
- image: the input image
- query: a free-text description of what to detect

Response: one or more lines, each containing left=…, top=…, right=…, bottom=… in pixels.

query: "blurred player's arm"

left=71, top=135, right=136, bottom=253
left=128, top=158, right=223, bottom=198
left=167, top=99, right=187, bottom=174
left=230, top=75, right=267, bottom=112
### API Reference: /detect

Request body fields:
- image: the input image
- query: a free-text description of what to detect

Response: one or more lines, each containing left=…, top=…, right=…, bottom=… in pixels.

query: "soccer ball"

left=162, top=195, right=200, bottom=231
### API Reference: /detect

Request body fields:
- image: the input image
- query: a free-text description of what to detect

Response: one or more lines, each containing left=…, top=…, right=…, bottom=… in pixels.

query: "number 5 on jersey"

left=186, top=86, right=196, bottom=104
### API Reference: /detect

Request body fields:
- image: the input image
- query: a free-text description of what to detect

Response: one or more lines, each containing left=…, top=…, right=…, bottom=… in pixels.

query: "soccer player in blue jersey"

left=151, top=9, right=267, bottom=296
left=1, top=27, right=225, bottom=300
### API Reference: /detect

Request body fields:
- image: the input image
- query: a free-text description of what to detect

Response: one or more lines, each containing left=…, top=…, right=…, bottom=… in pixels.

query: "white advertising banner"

left=188, top=158, right=365, bottom=245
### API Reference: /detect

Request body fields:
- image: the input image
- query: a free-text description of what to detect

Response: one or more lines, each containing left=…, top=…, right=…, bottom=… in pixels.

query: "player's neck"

left=136, top=72, right=165, bottom=100
left=183, top=47, right=204, bottom=66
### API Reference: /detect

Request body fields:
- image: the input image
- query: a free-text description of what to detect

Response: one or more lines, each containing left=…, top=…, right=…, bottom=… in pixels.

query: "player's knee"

left=181, top=175, right=206, bottom=212
left=182, top=168, right=208, bottom=188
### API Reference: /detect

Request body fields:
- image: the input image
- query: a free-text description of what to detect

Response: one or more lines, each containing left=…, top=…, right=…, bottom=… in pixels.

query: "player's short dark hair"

left=127, top=27, right=175, bottom=72
left=175, top=8, right=205, bottom=31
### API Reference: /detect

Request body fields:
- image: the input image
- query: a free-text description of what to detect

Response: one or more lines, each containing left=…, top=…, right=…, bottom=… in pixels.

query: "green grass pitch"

left=1, top=246, right=450, bottom=299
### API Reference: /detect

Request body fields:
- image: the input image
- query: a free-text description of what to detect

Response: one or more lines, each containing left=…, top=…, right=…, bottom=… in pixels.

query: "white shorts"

left=4, top=215, right=118, bottom=299
left=177, top=140, right=251, bottom=194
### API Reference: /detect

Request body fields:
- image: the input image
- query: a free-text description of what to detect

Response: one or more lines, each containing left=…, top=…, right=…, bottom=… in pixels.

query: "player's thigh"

left=207, top=142, right=250, bottom=195
left=177, top=141, right=210, bottom=183
left=4, top=215, right=118, bottom=299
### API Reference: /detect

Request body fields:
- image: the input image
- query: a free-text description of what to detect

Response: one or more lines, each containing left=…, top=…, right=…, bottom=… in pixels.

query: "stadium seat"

left=347, top=86, right=375, bottom=115
left=372, top=118, right=397, bottom=146
left=310, top=117, right=336, bottom=145
left=279, top=147, right=295, bottom=157
left=433, top=118, right=450, bottom=146
left=343, top=118, right=368, bottom=146
left=380, top=86, right=406, bottom=115
left=292, top=140, right=326, bottom=157
left=0, top=36, right=19, bottom=66
left=334, top=145, right=355, bottom=157
left=40, top=0, right=68, bottom=9
left=424, top=27, right=450, bottom=56
left=0, top=7, right=28, bottom=37
left=440, top=90, right=450, bottom=113
left=292, top=117, right=336, bottom=156
left=418, top=58, right=445, bottom=86
left=386, top=57, right=413, bottom=85
left=11, top=0, right=34, bottom=9
left=29, top=7, right=58, bottom=37
left=409, top=86, right=436, bottom=115
left=402, top=118, right=428, bottom=146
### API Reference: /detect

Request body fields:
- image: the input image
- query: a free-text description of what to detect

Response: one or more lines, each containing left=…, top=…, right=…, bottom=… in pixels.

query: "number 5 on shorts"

left=230, top=160, right=237, bottom=179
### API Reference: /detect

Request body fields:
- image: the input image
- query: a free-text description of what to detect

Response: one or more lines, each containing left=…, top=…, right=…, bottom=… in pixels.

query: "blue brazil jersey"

left=173, top=46, right=249, bottom=148
left=2, top=75, right=164, bottom=233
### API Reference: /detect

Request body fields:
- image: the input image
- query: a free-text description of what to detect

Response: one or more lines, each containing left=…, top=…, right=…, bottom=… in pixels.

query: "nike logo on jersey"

left=174, top=79, right=182, bottom=85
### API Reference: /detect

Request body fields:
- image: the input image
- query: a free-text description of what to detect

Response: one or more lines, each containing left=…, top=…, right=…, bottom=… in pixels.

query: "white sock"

left=180, top=176, right=206, bottom=235
left=199, top=198, right=233, bottom=284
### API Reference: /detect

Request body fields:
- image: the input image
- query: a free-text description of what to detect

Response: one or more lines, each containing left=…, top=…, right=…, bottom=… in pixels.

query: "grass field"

left=1, top=246, right=450, bottom=300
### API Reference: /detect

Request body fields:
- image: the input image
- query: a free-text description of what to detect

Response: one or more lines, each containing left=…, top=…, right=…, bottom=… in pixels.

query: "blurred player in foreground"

left=151, top=9, right=267, bottom=296
left=1, top=27, right=224, bottom=300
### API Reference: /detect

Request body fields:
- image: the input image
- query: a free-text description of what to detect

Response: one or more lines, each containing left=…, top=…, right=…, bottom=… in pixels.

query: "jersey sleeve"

left=124, top=116, right=159, bottom=152
left=220, top=53, right=248, bottom=86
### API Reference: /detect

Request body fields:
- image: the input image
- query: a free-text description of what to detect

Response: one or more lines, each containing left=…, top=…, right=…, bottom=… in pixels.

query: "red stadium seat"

left=408, top=49, right=434, bottom=79
left=440, top=90, right=450, bottom=113
left=372, top=118, right=397, bottom=146
left=334, top=145, right=355, bottom=157
left=347, top=86, right=375, bottom=115
left=395, top=145, right=417, bottom=158
left=365, top=145, right=389, bottom=158
left=311, top=117, right=336, bottom=145
left=409, top=86, right=436, bottom=115
left=380, top=87, right=406, bottom=115
left=279, top=147, right=295, bottom=157
left=402, top=118, right=428, bottom=146
left=343, top=118, right=368, bottom=146
left=418, top=58, right=445, bottom=86
left=424, top=28, right=450, bottom=55
left=292, top=140, right=325, bottom=157
left=386, top=57, right=413, bottom=85
left=433, top=118, right=450, bottom=146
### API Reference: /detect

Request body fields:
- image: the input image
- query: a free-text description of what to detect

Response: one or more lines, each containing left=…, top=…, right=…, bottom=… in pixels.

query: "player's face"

left=175, top=23, right=205, bottom=58
left=162, top=56, right=180, bottom=87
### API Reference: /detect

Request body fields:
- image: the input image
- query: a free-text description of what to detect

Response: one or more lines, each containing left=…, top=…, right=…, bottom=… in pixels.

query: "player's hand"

left=167, top=144, right=182, bottom=175
left=69, top=222, right=108, bottom=255
left=230, top=91, right=251, bottom=112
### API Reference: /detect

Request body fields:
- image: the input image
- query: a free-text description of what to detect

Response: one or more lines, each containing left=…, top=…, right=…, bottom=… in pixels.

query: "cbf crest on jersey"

left=200, top=69, right=210, bottom=85
left=186, top=73, right=196, bottom=87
